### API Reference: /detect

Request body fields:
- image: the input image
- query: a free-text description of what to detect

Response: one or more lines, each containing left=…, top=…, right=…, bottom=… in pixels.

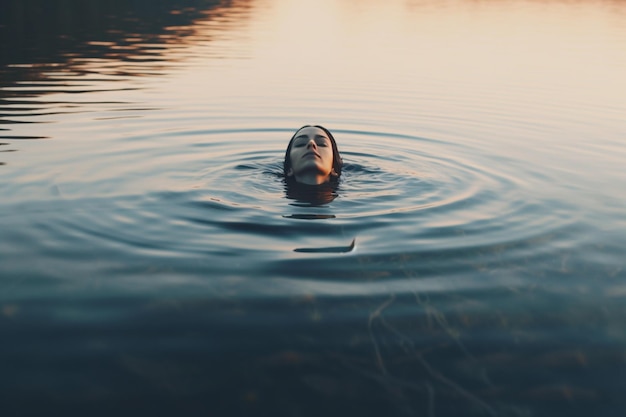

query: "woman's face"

left=288, top=126, right=334, bottom=184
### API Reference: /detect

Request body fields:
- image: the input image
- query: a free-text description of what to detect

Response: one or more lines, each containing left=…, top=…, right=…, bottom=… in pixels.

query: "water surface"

left=1, top=0, right=625, bottom=416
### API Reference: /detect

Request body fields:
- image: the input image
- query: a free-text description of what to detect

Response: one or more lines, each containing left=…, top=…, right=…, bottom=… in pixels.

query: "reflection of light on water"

left=169, top=0, right=626, bottom=159
left=170, top=273, right=526, bottom=299
left=1, top=3, right=626, bottom=416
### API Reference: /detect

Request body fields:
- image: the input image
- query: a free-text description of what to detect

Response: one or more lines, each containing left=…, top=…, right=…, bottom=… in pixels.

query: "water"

left=1, top=0, right=626, bottom=415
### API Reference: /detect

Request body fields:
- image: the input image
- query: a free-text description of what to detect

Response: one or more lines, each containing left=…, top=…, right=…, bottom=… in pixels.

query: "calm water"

left=1, top=0, right=626, bottom=416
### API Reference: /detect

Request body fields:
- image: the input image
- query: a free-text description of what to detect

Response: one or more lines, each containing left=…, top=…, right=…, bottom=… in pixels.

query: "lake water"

left=1, top=0, right=625, bottom=416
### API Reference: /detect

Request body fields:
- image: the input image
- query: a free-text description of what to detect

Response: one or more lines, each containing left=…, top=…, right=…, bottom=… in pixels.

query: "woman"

left=283, top=125, right=342, bottom=185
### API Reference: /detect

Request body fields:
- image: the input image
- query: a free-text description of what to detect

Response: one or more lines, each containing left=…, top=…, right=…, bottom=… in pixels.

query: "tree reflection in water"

left=0, top=0, right=250, bottom=86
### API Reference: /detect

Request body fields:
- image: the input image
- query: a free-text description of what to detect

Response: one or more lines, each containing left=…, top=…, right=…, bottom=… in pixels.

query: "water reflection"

left=0, top=0, right=253, bottom=144
left=1, top=0, right=626, bottom=415
left=284, top=181, right=339, bottom=206
left=0, top=0, right=235, bottom=69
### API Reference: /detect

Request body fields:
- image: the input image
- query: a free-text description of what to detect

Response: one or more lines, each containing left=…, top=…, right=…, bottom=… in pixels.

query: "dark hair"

left=283, top=125, right=343, bottom=181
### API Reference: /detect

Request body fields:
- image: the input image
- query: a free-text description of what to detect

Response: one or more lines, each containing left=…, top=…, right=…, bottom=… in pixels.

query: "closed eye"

left=293, top=141, right=328, bottom=147
left=292, top=135, right=329, bottom=147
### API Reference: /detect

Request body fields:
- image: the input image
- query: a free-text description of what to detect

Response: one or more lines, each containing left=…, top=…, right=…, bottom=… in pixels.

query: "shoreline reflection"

left=0, top=0, right=253, bottom=91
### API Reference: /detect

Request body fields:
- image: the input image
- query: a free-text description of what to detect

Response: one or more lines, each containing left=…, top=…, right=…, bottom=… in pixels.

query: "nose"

left=306, top=139, right=317, bottom=149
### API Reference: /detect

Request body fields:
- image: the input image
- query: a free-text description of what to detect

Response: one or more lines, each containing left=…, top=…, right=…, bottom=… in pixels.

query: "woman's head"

left=283, top=125, right=342, bottom=185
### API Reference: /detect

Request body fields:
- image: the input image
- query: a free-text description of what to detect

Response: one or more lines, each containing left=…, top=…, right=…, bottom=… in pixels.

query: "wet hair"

left=283, top=125, right=343, bottom=182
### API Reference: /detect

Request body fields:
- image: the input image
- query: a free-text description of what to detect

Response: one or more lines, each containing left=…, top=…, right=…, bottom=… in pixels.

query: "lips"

left=302, top=151, right=320, bottom=159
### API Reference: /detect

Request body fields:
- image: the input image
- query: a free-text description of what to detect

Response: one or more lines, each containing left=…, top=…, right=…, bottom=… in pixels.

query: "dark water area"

left=1, top=0, right=224, bottom=65
left=1, top=0, right=626, bottom=416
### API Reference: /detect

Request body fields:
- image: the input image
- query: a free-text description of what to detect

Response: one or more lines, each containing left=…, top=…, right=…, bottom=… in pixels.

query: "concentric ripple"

left=1, top=124, right=582, bottom=302
left=188, top=127, right=576, bottom=251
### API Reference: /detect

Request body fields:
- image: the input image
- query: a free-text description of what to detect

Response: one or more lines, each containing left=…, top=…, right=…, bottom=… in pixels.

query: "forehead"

left=294, top=126, right=328, bottom=139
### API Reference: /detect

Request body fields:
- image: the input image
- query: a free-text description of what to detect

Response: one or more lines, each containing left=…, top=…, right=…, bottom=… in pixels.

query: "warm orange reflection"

left=161, top=0, right=626, bottom=125
left=2, top=0, right=626, bottom=146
